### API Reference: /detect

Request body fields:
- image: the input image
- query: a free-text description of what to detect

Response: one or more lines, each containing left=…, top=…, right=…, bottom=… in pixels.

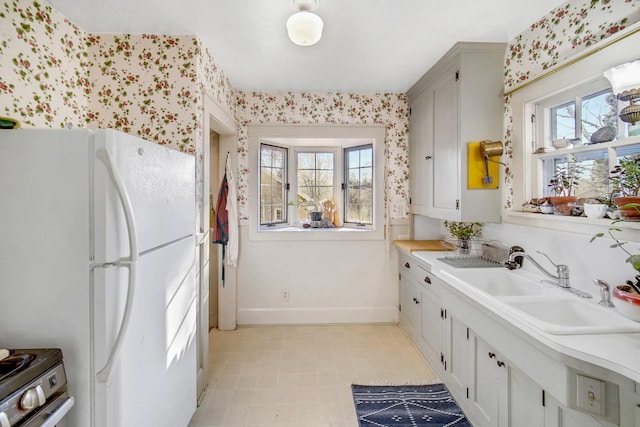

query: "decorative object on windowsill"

left=604, top=59, right=640, bottom=125
left=286, top=0, right=323, bottom=47
left=321, top=200, right=342, bottom=227
left=590, top=126, right=616, bottom=144
left=583, top=199, right=608, bottom=219
left=443, top=221, right=482, bottom=255
left=609, top=156, right=640, bottom=221
left=547, top=162, right=583, bottom=216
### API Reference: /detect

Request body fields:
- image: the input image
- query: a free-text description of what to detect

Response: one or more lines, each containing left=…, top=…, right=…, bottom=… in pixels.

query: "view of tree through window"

left=259, top=144, right=287, bottom=225
left=551, top=89, right=617, bottom=144
left=344, top=145, right=373, bottom=224
left=295, top=152, right=334, bottom=220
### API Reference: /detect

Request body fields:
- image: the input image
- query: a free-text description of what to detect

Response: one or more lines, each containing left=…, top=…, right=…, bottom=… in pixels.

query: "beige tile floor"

left=188, top=324, right=439, bottom=427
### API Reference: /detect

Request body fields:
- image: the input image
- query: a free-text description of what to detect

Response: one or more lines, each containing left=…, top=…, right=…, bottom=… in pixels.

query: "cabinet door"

left=431, top=64, right=459, bottom=220
left=472, top=334, right=546, bottom=427
left=509, top=366, right=545, bottom=427
left=443, top=311, right=470, bottom=401
left=409, top=89, right=434, bottom=216
left=417, top=278, right=441, bottom=371
left=399, top=274, right=419, bottom=342
left=472, top=334, right=506, bottom=426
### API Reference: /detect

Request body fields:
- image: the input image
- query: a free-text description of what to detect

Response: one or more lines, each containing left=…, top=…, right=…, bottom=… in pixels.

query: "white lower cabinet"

left=396, top=251, right=629, bottom=427
left=399, top=273, right=419, bottom=342
left=471, top=333, right=545, bottom=427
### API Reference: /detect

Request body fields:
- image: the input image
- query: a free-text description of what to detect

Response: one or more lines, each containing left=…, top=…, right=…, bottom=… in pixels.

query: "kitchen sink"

left=440, top=269, right=547, bottom=297
left=505, top=298, right=640, bottom=335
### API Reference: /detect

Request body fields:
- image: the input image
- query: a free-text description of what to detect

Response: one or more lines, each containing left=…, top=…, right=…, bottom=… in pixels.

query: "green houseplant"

left=547, top=162, right=583, bottom=215
left=444, top=221, right=482, bottom=255
left=609, top=156, right=640, bottom=221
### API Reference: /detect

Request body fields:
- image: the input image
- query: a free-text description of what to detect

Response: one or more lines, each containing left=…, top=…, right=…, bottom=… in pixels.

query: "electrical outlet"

left=577, top=374, right=606, bottom=416
left=282, top=289, right=289, bottom=301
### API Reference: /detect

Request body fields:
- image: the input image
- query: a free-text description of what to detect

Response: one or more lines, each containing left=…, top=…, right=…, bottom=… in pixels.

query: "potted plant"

left=609, top=156, right=640, bottom=221
left=444, top=221, right=482, bottom=255
left=547, top=162, right=583, bottom=216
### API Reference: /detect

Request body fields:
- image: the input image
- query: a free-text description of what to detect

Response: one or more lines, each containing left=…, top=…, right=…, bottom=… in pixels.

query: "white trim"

left=237, top=306, right=399, bottom=325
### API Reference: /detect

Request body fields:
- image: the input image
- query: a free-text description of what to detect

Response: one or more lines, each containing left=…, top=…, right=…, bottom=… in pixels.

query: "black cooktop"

left=0, top=348, right=63, bottom=401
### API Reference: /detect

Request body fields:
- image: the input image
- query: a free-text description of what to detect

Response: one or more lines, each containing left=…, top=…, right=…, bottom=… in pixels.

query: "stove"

left=0, top=349, right=74, bottom=427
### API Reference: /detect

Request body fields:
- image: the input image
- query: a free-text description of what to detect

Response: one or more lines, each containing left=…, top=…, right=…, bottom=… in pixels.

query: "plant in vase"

left=444, top=221, right=482, bottom=255
left=609, top=156, right=640, bottom=221
left=547, top=162, right=583, bottom=216
left=289, top=199, right=323, bottom=223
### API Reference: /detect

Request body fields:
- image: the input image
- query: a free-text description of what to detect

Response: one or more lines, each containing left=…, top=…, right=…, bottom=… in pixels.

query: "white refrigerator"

left=0, top=129, right=198, bottom=427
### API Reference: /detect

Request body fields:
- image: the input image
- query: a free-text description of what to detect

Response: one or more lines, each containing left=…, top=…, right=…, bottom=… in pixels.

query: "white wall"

left=481, top=222, right=637, bottom=298
left=236, top=221, right=409, bottom=325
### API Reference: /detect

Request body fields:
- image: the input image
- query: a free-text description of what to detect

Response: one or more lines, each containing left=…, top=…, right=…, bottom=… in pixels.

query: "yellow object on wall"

left=468, top=142, right=500, bottom=189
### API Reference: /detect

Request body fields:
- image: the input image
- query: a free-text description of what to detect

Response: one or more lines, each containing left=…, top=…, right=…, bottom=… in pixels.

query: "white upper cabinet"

left=407, top=42, right=506, bottom=222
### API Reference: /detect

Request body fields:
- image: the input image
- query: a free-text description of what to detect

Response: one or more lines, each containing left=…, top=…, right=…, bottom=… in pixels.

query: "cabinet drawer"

left=399, top=253, right=440, bottom=297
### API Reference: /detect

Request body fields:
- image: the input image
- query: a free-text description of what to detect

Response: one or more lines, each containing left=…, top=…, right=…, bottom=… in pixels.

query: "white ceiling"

left=47, top=0, right=564, bottom=93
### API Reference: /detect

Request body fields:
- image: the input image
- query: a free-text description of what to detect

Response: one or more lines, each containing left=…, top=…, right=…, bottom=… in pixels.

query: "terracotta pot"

left=614, top=197, right=640, bottom=221
left=549, top=196, right=577, bottom=216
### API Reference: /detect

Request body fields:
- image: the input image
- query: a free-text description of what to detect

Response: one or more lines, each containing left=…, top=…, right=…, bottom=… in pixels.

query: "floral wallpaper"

left=234, top=92, right=410, bottom=220
left=505, top=0, right=640, bottom=92
left=502, top=0, right=640, bottom=210
left=6, top=0, right=638, bottom=220
left=0, top=0, right=88, bottom=128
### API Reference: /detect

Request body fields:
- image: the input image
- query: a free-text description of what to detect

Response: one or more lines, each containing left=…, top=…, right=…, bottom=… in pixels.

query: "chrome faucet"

left=593, top=279, right=615, bottom=307
left=506, top=247, right=592, bottom=299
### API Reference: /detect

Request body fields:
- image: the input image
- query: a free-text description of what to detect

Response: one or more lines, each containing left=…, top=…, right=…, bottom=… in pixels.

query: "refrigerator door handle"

left=95, top=148, right=139, bottom=383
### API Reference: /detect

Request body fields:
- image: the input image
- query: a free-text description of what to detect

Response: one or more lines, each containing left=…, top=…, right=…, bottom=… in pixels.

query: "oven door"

left=18, top=392, right=74, bottom=427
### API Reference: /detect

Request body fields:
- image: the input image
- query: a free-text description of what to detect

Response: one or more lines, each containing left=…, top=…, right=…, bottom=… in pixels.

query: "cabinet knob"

left=497, top=360, right=505, bottom=368
left=424, top=276, right=431, bottom=284
left=425, top=155, right=432, bottom=160
left=488, top=352, right=496, bottom=359
left=404, top=262, right=411, bottom=269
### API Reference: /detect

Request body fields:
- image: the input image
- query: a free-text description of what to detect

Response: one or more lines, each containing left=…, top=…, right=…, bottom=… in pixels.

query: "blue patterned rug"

left=352, top=384, right=472, bottom=427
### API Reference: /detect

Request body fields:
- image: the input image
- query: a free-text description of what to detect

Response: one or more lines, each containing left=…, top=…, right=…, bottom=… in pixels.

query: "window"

left=295, top=150, right=335, bottom=220
left=344, top=145, right=373, bottom=225
left=535, top=84, right=640, bottom=202
left=259, top=144, right=287, bottom=226
left=249, top=125, right=385, bottom=241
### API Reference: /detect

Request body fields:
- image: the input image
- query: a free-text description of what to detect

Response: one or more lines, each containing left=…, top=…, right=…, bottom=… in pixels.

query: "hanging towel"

left=225, top=154, right=239, bottom=268
left=212, top=154, right=238, bottom=285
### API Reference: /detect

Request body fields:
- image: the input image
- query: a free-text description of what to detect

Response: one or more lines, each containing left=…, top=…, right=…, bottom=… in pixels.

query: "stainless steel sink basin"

left=505, top=298, right=640, bottom=335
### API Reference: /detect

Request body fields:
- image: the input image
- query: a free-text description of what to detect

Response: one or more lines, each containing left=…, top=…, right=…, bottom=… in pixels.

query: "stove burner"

left=0, top=353, right=35, bottom=382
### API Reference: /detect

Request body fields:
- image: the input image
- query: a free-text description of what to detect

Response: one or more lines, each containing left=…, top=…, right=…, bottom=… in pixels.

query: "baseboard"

left=237, top=306, right=399, bottom=325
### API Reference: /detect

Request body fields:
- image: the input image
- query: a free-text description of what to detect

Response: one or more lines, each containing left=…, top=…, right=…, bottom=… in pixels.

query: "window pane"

left=541, top=150, right=608, bottom=199
left=260, top=144, right=287, bottom=225
left=581, top=89, right=617, bottom=144
left=295, top=151, right=335, bottom=216
left=344, top=145, right=373, bottom=224
left=552, top=101, right=576, bottom=140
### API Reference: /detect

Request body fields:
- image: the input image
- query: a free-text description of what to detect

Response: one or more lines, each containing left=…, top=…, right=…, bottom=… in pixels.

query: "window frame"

left=258, top=143, right=289, bottom=227
left=505, top=27, right=640, bottom=239
left=247, top=125, right=386, bottom=241
left=291, top=146, right=340, bottom=223
left=343, top=144, right=374, bottom=226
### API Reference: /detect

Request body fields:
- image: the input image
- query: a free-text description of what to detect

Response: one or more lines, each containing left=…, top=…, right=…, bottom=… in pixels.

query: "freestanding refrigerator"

left=0, top=129, right=198, bottom=427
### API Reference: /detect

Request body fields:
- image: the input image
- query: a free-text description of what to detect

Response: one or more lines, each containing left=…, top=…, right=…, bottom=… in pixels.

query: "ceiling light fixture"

left=286, top=0, right=323, bottom=47
left=604, top=59, right=640, bottom=124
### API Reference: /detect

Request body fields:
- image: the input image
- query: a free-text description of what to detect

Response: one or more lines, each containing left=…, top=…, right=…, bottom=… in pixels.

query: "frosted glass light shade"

left=603, top=60, right=640, bottom=100
left=286, top=11, right=323, bottom=46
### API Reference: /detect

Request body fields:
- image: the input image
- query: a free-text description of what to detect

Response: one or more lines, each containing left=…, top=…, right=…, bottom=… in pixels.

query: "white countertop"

left=408, top=250, right=640, bottom=385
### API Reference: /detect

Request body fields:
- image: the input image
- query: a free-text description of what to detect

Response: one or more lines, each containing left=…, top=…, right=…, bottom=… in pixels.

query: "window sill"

left=504, top=210, right=640, bottom=242
left=249, top=223, right=383, bottom=241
